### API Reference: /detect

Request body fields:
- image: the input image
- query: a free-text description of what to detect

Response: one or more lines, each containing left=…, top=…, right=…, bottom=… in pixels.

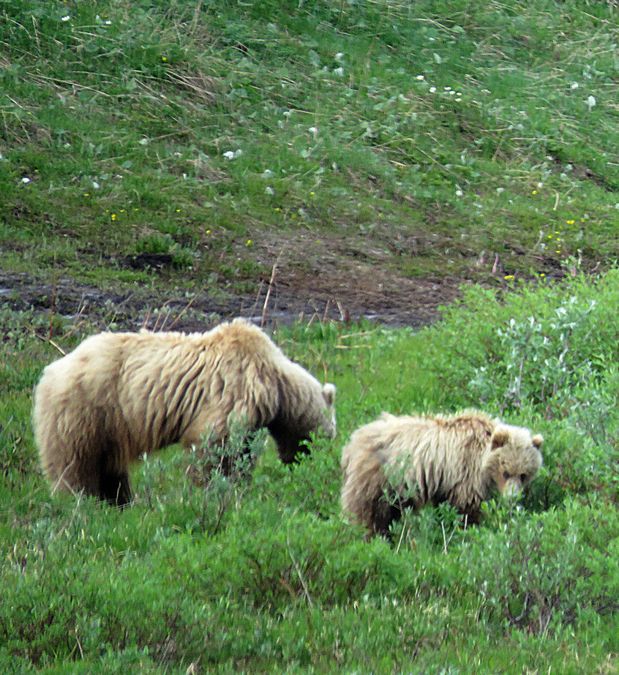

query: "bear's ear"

left=532, top=434, right=543, bottom=448
left=322, top=383, right=336, bottom=407
left=491, top=428, right=509, bottom=450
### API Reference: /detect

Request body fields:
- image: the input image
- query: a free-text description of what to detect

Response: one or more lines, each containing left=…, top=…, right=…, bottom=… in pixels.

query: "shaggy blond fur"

left=341, top=410, right=543, bottom=536
left=33, top=318, right=336, bottom=505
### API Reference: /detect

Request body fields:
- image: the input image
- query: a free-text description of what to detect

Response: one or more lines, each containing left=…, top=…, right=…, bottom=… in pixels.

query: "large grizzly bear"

left=341, top=410, right=542, bottom=537
left=33, top=318, right=336, bottom=505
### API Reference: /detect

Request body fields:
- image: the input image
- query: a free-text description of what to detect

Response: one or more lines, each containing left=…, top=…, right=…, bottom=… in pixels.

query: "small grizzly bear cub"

left=341, top=410, right=543, bottom=536
left=33, top=318, right=336, bottom=505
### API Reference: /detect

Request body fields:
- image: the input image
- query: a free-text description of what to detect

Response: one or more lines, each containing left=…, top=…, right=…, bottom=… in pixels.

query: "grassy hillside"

left=1, top=271, right=618, bottom=672
left=1, top=0, right=617, bottom=309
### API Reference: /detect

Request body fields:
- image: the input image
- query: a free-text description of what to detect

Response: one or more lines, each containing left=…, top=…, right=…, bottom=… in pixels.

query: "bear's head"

left=485, top=424, right=543, bottom=498
left=268, top=382, right=336, bottom=464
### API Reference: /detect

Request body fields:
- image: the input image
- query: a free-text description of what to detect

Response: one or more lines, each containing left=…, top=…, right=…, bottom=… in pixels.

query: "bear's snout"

left=501, top=477, right=524, bottom=499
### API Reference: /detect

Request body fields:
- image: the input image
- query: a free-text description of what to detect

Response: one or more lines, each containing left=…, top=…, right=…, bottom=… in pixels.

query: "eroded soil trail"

left=0, top=263, right=462, bottom=333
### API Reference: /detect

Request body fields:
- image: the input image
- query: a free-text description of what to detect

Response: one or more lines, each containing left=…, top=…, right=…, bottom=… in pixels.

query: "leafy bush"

left=466, top=499, right=618, bottom=637
left=416, top=271, right=619, bottom=501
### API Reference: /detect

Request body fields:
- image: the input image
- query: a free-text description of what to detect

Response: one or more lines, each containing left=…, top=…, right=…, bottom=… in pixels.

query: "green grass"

left=1, top=0, right=617, bottom=295
left=1, top=271, right=618, bottom=671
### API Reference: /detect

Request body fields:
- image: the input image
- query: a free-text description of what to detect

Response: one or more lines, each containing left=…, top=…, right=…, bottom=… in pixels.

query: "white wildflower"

left=20, top=176, right=31, bottom=184
left=333, top=67, right=344, bottom=77
left=586, top=95, right=596, bottom=110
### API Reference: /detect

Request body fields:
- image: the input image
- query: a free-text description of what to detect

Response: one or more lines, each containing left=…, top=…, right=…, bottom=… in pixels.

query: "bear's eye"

left=503, top=471, right=510, bottom=480
left=520, top=473, right=527, bottom=483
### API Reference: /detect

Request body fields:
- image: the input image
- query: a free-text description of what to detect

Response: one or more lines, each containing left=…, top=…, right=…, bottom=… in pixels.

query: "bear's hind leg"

left=95, top=444, right=133, bottom=506
left=99, top=469, right=132, bottom=506
left=52, top=452, right=102, bottom=500
left=370, top=494, right=402, bottom=539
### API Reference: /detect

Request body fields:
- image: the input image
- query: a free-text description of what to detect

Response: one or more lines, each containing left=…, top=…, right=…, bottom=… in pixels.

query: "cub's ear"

left=532, top=434, right=544, bottom=448
left=322, top=383, right=336, bottom=406
left=491, top=428, right=509, bottom=450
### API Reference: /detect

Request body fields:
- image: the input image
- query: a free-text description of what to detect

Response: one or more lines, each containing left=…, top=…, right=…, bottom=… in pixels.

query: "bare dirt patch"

left=248, top=232, right=463, bottom=327
left=0, top=233, right=463, bottom=333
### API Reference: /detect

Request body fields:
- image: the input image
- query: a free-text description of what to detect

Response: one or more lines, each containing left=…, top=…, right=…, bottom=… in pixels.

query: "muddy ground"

left=2, top=217, right=570, bottom=335
left=0, top=256, right=463, bottom=334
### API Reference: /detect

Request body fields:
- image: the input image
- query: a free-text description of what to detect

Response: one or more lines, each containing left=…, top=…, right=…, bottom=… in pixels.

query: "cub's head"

left=486, top=424, right=543, bottom=498
left=268, top=382, right=336, bottom=464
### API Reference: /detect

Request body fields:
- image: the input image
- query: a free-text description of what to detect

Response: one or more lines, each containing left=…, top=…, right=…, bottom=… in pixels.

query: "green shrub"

left=465, top=499, right=618, bottom=638
left=415, top=271, right=619, bottom=501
